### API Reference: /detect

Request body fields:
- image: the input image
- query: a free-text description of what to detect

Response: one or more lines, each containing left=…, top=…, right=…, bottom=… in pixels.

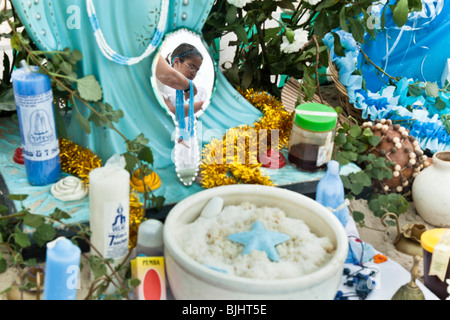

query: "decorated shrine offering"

left=1, top=0, right=450, bottom=303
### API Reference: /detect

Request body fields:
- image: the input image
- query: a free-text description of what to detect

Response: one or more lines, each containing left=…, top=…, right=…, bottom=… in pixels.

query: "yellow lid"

left=421, top=228, right=449, bottom=253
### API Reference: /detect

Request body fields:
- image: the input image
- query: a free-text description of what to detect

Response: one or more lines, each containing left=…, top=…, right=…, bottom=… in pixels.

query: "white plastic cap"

left=137, top=219, right=164, bottom=248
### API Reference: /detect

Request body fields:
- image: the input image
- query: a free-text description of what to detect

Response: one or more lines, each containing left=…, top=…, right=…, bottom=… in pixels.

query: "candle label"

left=15, top=90, right=59, bottom=162
left=104, top=201, right=129, bottom=259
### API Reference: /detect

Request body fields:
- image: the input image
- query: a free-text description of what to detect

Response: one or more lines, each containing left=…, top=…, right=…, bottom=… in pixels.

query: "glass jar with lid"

left=288, top=103, right=338, bottom=172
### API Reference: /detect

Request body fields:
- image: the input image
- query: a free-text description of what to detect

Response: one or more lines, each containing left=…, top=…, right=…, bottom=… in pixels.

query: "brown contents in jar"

left=288, top=143, right=326, bottom=172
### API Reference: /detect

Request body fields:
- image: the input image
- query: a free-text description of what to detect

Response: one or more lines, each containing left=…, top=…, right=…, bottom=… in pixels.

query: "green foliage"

left=0, top=1, right=160, bottom=299
left=408, top=80, right=450, bottom=114
left=334, top=120, right=410, bottom=222
left=202, top=0, right=422, bottom=98
left=368, top=193, right=410, bottom=218
left=0, top=195, right=138, bottom=299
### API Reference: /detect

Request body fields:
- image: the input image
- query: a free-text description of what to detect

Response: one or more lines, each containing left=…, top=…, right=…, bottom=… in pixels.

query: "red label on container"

left=143, top=268, right=162, bottom=300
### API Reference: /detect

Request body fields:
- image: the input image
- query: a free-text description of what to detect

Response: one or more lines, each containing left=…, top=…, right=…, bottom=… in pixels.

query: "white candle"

left=89, top=155, right=130, bottom=265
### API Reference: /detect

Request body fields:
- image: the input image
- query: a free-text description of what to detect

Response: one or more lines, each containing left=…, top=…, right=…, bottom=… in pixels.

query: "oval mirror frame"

left=150, top=28, right=217, bottom=186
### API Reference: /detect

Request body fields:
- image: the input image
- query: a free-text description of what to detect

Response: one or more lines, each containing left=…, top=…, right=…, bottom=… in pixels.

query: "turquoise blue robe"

left=11, top=0, right=262, bottom=168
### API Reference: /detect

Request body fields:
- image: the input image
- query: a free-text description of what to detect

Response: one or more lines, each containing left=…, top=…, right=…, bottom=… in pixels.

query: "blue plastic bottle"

left=316, top=160, right=349, bottom=227
left=11, top=62, right=61, bottom=186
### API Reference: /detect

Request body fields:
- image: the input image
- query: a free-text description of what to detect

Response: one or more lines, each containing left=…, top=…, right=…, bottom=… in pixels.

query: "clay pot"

left=361, top=119, right=431, bottom=195
left=412, top=151, right=450, bottom=227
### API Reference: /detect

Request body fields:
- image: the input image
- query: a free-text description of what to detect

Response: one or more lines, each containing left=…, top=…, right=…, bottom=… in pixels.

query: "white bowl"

left=163, top=184, right=348, bottom=300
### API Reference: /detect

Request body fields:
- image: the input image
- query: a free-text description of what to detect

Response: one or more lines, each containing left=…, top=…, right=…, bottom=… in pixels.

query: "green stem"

left=359, top=46, right=400, bottom=82
left=47, top=72, right=78, bottom=83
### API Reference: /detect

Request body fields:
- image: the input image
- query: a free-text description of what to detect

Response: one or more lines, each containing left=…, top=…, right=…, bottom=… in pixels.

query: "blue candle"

left=43, top=237, right=81, bottom=300
left=11, top=61, right=61, bottom=186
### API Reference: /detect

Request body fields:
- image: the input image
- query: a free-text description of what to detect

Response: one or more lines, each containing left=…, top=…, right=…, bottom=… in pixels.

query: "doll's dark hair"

left=167, top=43, right=203, bottom=66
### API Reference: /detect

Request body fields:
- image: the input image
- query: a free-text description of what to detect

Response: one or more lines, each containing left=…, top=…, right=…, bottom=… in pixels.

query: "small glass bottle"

left=136, top=219, right=164, bottom=257
left=288, top=103, right=338, bottom=172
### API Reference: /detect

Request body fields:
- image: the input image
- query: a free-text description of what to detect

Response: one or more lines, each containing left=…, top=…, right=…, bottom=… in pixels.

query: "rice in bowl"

left=176, top=201, right=336, bottom=280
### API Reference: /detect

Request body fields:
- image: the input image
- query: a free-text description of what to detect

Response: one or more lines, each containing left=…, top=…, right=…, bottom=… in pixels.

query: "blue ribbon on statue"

left=175, top=79, right=195, bottom=140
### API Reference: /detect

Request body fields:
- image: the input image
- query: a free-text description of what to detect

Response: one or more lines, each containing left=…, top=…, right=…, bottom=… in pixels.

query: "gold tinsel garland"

left=59, top=138, right=145, bottom=248
left=200, top=89, right=294, bottom=188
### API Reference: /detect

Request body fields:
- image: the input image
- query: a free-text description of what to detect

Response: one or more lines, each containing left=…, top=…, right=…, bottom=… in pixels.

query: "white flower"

left=227, top=0, right=253, bottom=8
left=303, top=0, right=322, bottom=5
left=280, top=28, right=309, bottom=54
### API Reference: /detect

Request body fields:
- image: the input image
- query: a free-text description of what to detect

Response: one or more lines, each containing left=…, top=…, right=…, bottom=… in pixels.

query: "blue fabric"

left=361, top=0, right=449, bottom=92
left=323, top=1, right=450, bottom=153
left=11, top=0, right=262, bottom=169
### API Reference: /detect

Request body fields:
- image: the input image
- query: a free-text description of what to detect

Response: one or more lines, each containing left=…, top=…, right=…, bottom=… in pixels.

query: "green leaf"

left=336, top=152, right=350, bottom=165
left=234, top=25, right=249, bottom=45
left=368, top=135, right=381, bottom=147
left=75, top=110, right=91, bottom=134
left=350, top=182, right=364, bottom=195
left=278, top=0, right=296, bottom=11
left=285, top=28, right=295, bottom=44
left=349, top=125, right=362, bottom=138
left=341, top=150, right=358, bottom=162
left=435, top=97, right=446, bottom=110
left=60, top=61, right=73, bottom=75
left=23, top=214, right=44, bottom=228
left=350, top=171, right=372, bottom=187
left=425, top=82, right=440, bottom=98
left=7, top=194, right=28, bottom=201
left=316, top=0, right=336, bottom=11
left=35, top=223, right=56, bottom=243
left=381, top=2, right=389, bottom=29
left=341, top=175, right=351, bottom=190
left=122, top=152, right=138, bottom=173
left=138, top=146, right=154, bottom=165
left=313, top=12, right=328, bottom=37
left=14, top=228, right=31, bottom=248
left=408, top=83, right=422, bottom=97
left=151, top=195, right=165, bottom=211
left=53, top=103, right=69, bottom=139
left=368, top=198, right=383, bottom=216
left=0, top=205, right=7, bottom=214
left=392, top=0, right=409, bottom=27
left=0, top=257, right=7, bottom=273
left=263, top=27, right=282, bottom=42
left=128, top=278, right=141, bottom=288
left=89, top=255, right=107, bottom=279
left=348, top=17, right=365, bottom=44
left=50, top=208, right=71, bottom=221
left=352, top=210, right=365, bottom=224
left=409, top=0, right=423, bottom=12
left=70, top=49, right=83, bottom=61
left=331, top=32, right=345, bottom=57
left=76, top=75, right=103, bottom=102
left=225, top=5, right=237, bottom=25
left=362, top=127, right=373, bottom=137
left=339, top=7, right=349, bottom=32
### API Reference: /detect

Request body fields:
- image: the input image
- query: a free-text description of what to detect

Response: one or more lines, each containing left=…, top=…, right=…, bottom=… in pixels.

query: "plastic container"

left=421, top=228, right=450, bottom=300
left=11, top=62, right=61, bottom=185
left=288, top=103, right=338, bottom=172
left=136, top=219, right=164, bottom=257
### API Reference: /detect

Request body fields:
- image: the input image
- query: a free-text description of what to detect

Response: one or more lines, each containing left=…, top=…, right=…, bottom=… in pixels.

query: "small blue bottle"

left=12, top=61, right=61, bottom=186
left=316, top=160, right=349, bottom=227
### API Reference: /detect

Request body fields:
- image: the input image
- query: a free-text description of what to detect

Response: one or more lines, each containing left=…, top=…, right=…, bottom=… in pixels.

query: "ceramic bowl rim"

left=163, top=184, right=349, bottom=293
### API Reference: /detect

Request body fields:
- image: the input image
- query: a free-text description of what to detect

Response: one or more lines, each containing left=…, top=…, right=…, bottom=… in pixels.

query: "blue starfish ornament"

left=227, top=221, right=290, bottom=262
